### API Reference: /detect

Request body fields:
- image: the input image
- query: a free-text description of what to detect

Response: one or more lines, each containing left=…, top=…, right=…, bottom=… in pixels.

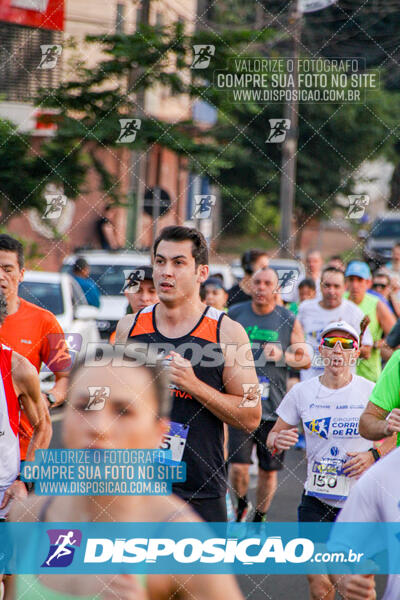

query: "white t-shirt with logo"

left=335, top=447, right=400, bottom=600
left=297, top=298, right=373, bottom=381
left=276, top=375, right=374, bottom=508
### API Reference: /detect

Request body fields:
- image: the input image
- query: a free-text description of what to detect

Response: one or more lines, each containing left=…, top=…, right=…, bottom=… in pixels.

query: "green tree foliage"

left=0, top=119, right=85, bottom=222
left=40, top=15, right=400, bottom=241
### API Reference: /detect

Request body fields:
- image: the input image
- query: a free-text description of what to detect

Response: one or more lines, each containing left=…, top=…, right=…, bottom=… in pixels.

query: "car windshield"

left=62, top=264, right=143, bottom=296
left=19, top=281, right=64, bottom=315
left=372, top=219, right=400, bottom=239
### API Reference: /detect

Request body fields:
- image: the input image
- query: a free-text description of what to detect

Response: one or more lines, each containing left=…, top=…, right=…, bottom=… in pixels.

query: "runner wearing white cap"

left=297, top=267, right=373, bottom=382
left=266, top=321, right=393, bottom=600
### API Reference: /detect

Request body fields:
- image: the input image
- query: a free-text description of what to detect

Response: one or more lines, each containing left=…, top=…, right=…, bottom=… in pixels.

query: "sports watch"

left=46, top=392, right=57, bottom=407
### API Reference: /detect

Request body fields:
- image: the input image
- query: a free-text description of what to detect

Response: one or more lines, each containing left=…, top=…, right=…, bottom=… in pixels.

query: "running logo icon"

left=86, top=386, right=110, bottom=410
left=42, top=529, right=82, bottom=568
left=117, top=119, right=141, bottom=143
left=122, top=269, right=145, bottom=293
left=191, top=45, right=215, bottom=69
left=346, top=195, right=369, bottom=220
left=266, top=119, right=291, bottom=143
left=38, top=45, right=62, bottom=70
left=45, top=333, right=82, bottom=373
left=275, top=269, right=298, bottom=294
left=304, top=417, right=331, bottom=439
left=43, top=194, right=67, bottom=219
left=193, top=195, right=216, bottom=220
left=239, top=384, right=262, bottom=408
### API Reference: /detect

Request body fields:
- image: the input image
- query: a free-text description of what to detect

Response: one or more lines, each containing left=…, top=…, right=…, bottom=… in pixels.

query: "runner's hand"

left=101, top=574, right=147, bottom=599
left=273, top=428, right=299, bottom=452
left=385, top=408, right=400, bottom=434
left=335, top=574, right=376, bottom=600
left=0, top=479, right=28, bottom=510
left=168, top=351, right=198, bottom=395
left=342, top=451, right=374, bottom=478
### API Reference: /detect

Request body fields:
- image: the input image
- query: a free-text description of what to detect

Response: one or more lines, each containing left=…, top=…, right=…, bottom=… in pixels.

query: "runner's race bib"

left=258, top=376, right=270, bottom=401
left=306, top=459, right=350, bottom=501
left=160, top=421, right=189, bottom=462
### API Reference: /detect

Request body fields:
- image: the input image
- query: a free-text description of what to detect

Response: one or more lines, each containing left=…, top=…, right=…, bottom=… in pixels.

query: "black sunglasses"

left=372, top=282, right=388, bottom=289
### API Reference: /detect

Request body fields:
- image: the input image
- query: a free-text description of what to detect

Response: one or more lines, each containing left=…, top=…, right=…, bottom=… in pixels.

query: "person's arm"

left=329, top=574, right=376, bottom=599
left=379, top=319, right=400, bottom=361
left=101, top=220, right=119, bottom=250
left=12, top=353, right=51, bottom=460
left=284, top=318, right=311, bottom=369
left=40, top=316, right=71, bottom=408
left=359, top=401, right=400, bottom=440
left=46, top=371, right=69, bottom=409
left=359, top=351, right=400, bottom=440
left=266, top=417, right=299, bottom=453
left=359, top=320, right=373, bottom=359
left=0, top=353, right=52, bottom=511
left=378, top=340, right=395, bottom=362
left=168, top=317, right=261, bottom=432
left=359, top=345, right=371, bottom=359
left=376, top=300, right=396, bottom=336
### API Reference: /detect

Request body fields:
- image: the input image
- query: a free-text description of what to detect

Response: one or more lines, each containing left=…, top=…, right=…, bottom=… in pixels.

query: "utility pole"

left=279, top=0, right=302, bottom=258
left=126, top=0, right=151, bottom=249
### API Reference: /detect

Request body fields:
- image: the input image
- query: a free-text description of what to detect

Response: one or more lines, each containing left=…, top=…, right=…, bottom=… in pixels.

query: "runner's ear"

left=197, top=264, right=209, bottom=283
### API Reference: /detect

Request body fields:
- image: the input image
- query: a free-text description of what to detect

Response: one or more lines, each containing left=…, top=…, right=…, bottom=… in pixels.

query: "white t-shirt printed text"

left=276, top=375, right=374, bottom=507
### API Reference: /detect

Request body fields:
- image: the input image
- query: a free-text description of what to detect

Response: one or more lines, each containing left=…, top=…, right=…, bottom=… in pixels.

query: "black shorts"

left=186, top=496, right=227, bottom=522
left=228, top=420, right=285, bottom=472
left=297, top=491, right=341, bottom=523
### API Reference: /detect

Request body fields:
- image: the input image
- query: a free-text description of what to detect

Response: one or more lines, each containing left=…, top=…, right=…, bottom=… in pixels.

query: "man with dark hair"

left=0, top=234, right=68, bottom=461
left=116, top=226, right=261, bottom=522
left=227, top=249, right=269, bottom=307
left=72, top=257, right=100, bottom=308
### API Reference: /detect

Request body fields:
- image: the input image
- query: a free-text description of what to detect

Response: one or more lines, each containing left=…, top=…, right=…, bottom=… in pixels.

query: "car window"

left=19, top=281, right=64, bottom=315
left=372, top=220, right=400, bottom=238
left=63, top=264, right=142, bottom=296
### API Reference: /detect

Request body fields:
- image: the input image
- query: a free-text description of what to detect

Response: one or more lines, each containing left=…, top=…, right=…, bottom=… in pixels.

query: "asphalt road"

left=50, top=410, right=387, bottom=599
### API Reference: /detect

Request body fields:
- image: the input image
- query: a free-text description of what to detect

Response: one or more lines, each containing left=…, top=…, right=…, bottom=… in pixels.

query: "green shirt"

left=369, top=349, right=400, bottom=446
left=344, top=292, right=382, bottom=382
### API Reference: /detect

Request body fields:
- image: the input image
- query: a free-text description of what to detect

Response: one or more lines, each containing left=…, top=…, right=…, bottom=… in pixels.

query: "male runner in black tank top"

left=116, top=226, right=261, bottom=522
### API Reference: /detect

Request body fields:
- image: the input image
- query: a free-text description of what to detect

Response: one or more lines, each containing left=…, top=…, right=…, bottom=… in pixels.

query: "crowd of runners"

left=0, top=228, right=400, bottom=599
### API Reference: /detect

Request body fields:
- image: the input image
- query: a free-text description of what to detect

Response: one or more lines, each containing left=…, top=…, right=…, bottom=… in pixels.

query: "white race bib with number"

left=160, top=421, right=189, bottom=463
left=306, top=459, right=350, bottom=501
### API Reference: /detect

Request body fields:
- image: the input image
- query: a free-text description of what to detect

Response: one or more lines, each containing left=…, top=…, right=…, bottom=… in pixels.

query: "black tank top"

left=128, top=304, right=227, bottom=499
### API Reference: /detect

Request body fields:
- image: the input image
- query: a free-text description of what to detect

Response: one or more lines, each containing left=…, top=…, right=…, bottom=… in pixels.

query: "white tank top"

left=0, top=344, right=20, bottom=490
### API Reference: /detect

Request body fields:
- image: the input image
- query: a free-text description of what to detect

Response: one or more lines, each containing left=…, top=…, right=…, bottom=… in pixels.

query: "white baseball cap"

left=320, top=321, right=359, bottom=344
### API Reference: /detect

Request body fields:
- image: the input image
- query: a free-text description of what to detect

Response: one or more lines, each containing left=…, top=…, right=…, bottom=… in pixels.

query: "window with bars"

left=0, top=22, right=62, bottom=102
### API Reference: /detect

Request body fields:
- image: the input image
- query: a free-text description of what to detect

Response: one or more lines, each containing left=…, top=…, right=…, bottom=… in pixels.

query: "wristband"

left=369, top=448, right=380, bottom=462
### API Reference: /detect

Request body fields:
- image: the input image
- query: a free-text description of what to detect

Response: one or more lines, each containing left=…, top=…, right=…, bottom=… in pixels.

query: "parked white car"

left=18, top=271, right=100, bottom=390
left=61, top=250, right=151, bottom=339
